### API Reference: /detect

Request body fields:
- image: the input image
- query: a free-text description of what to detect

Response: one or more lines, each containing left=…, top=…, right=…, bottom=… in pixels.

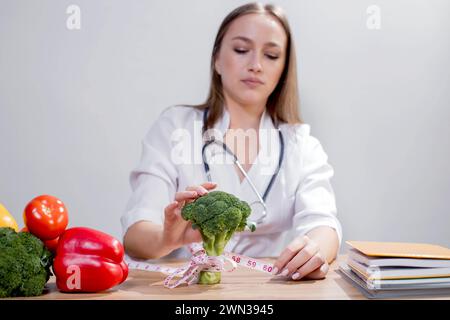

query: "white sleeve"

left=293, top=135, right=343, bottom=248
left=120, top=108, right=179, bottom=238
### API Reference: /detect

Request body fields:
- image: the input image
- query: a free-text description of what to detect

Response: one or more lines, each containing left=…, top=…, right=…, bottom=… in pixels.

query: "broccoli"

left=181, top=190, right=256, bottom=284
left=0, top=227, right=53, bottom=297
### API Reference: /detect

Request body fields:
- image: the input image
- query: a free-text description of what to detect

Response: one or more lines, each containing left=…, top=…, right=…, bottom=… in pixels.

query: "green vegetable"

left=0, top=227, right=53, bottom=297
left=181, top=191, right=256, bottom=284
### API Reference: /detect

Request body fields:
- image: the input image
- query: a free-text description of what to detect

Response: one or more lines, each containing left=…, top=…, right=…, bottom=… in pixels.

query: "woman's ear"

left=214, top=55, right=222, bottom=76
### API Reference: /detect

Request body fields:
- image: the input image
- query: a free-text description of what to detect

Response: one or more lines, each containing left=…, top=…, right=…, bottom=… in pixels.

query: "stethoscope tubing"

left=201, top=107, right=284, bottom=224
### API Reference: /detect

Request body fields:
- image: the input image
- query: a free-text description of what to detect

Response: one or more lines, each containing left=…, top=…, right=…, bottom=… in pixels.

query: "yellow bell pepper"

left=0, top=203, right=19, bottom=231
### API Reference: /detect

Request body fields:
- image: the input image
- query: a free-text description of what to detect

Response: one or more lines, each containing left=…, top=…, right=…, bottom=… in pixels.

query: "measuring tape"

left=224, top=252, right=274, bottom=274
left=125, top=242, right=275, bottom=288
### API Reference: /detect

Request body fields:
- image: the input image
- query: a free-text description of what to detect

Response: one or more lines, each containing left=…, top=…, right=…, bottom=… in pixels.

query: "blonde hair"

left=186, top=2, right=303, bottom=131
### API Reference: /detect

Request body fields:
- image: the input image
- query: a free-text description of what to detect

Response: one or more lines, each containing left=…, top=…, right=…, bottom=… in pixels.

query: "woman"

left=121, top=2, right=342, bottom=281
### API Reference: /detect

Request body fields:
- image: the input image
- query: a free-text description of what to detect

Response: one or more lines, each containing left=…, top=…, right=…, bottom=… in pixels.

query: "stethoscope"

left=201, top=107, right=284, bottom=225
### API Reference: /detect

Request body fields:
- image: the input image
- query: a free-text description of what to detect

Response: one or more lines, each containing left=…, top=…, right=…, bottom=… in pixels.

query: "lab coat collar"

left=212, top=105, right=275, bottom=139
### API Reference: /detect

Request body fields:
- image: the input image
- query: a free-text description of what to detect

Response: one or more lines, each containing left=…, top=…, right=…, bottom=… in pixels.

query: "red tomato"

left=23, top=195, right=69, bottom=241
left=20, top=226, right=60, bottom=253
left=43, top=236, right=60, bottom=253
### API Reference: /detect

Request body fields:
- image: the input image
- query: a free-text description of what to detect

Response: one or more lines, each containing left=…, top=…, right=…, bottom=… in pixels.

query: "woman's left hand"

left=272, top=235, right=329, bottom=281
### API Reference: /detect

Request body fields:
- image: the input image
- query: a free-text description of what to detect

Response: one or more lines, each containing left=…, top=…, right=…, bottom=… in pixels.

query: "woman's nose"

left=248, top=53, right=262, bottom=73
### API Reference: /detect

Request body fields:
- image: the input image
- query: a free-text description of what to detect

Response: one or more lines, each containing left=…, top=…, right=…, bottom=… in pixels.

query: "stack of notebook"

left=338, top=241, right=450, bottom=299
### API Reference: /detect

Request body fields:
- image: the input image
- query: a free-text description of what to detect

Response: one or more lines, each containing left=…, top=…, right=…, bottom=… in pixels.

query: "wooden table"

left=9, top=255, right=450, bottom=300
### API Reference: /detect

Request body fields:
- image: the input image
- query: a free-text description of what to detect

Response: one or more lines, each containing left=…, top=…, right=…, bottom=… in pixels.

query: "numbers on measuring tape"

left=263, top=265, right=273, bottom=273
left=230, top=255, right=274, bottom=273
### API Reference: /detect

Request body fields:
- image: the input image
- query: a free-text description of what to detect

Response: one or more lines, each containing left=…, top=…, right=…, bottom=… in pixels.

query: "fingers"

left=175, top=190, right=198, bottom=201
left=282, top=243, right=319, bottom=277
left=201, top=182, right=217, bottom=190
left=164, top=201, right=181, bottom=221
left=303, top=261, right=329, bottom=280
left=169, top=183, right=218, bottom=219
left=174, top=190, right=198, bottom=208
left=183, top=182, right=217, bottom=205
left=176, top=183, right=217, bottom=201
left=183, top=223, right=203, bottom=244
left=273, top=235, right=329, bottom=281
left=291, top=253, right=327, bottom=281
left=272, top=236, right=308, bottom=275
left=186, top=185, right=209, bottom=196
left=186, top=182, right=218, bottom=195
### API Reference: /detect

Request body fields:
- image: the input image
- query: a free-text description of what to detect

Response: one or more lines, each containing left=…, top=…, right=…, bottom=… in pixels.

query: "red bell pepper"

left=53, top=227, right=128, bottom=292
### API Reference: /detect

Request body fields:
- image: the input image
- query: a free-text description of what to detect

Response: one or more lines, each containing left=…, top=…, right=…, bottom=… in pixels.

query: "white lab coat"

left=121, top=105, right=342, bottom=259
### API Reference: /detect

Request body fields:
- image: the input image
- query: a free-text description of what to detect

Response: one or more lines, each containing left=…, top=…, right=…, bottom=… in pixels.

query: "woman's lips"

left=241, top=79, right=263, bottom=88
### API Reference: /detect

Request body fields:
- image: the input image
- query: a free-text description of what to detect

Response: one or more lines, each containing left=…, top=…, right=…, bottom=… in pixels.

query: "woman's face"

left=215, top=13, right=287, bottom=108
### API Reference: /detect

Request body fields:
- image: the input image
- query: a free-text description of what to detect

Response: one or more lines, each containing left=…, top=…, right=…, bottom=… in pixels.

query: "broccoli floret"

left=181, top=191, right=255, bottom=284
left=0, top=227, right=53, bottom=297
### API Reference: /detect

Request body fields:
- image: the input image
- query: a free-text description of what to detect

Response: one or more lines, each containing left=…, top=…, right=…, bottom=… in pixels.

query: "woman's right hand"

left=162, top=182, right=217, bottom=252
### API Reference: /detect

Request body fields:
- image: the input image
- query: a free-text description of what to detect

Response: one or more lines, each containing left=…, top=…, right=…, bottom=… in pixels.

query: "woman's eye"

left=234, top=48, right=279, bottom=60
left=234, top=48, right=248, bottom=54
left=266, top=54, right=279, bottom=60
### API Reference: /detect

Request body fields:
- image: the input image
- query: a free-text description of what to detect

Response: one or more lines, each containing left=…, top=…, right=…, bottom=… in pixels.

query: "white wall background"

left=1, top=0, right=449, bottom=252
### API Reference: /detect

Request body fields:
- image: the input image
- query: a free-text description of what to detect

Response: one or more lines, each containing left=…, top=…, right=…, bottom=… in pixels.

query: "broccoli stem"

left=198, top=271, right=221, bottom=284
left=202, top=237, right=216, bottom=256
left=214, top=233, right=228, bottom=255
left=199, top=233, right=229, bottom=285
